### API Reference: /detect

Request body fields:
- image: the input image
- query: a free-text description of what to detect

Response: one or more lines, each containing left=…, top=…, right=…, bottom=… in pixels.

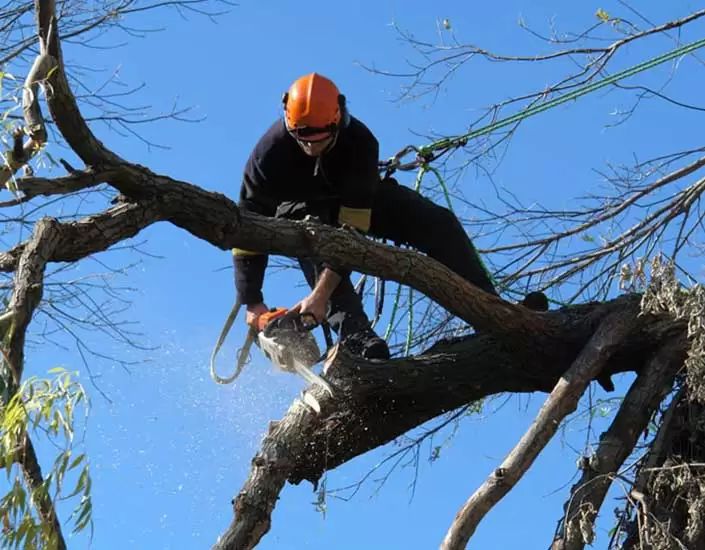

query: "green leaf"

left=73, top=500, right=92, bottom=533
left=15, top=485, right=24, bottom=511
left=4, top=450, right=14, bottom=477
left=68, top=453, right=84, bottom=471
left=64, top=468, right=87, bottom=500
left=56, top=451, right=70, bottom=480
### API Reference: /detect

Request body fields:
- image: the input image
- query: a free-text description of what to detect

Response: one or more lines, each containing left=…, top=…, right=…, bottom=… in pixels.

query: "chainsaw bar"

left=257, top=319, right=334, bottom=397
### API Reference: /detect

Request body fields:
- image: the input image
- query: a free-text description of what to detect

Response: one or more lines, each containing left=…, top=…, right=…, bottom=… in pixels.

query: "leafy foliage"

left=0, top=369, right=92, bottom=549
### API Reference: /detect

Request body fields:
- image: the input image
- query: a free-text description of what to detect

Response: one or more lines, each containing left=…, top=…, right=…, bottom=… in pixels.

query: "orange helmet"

left=283, top=73, right=342, bottom=132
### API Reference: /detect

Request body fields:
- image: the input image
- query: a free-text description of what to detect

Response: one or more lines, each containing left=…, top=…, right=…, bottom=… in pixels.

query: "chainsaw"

left=210, top=302, right=334, bottom=400
left=253, top=308, right=334, bottom=396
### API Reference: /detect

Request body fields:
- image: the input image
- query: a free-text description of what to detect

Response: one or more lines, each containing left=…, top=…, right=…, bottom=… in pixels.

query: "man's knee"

left=430, top=204, right=462, bottom=232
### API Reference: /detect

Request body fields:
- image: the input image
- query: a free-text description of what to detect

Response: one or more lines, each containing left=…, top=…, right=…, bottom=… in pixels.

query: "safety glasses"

left=288, top=126, right=336, bottom=143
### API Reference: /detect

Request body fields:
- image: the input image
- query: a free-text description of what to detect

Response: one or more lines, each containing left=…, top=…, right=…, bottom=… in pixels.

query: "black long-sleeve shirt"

left=234, top=116, right=380, bottom=304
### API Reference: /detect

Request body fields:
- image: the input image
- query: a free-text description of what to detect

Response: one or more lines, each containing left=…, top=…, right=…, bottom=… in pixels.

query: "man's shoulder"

left=340, top=116, right=378, bottom=151
left=347, top=116, right=375, bottom=138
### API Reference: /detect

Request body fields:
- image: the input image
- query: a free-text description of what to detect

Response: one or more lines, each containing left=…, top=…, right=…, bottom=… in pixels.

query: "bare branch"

left=551, top=336, right=685, bottom=550
left=34, top=0, right=125, bottom=166
left=440, top=309, right=637, bottom=549
left=11, top=165, right=119, bottom=198
left=0, top=37, right=53, bottom=189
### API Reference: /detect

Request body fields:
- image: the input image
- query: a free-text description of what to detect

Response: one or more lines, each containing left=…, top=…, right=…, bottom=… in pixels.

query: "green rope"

left=427, top=37, right=705, bottom=151
left=405, top=285, right=413, bottom=355
left=384, top=281, right=403, bottom=341
left=425, top=165, right=453, bottom=210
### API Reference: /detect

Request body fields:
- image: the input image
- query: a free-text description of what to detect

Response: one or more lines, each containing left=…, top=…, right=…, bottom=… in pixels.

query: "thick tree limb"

left=0, top=199, right=161, bottom=272
left=621, top=389, right=705, bottom=549
left=0, top=175, right=553, bottom=346
left=3, top=217, right=66, bottom=548
left=6, top=217, right=60, bottom=382
left=212, top=298, right=686, bottom=550
left=551, top=335, right=685, bottom=550
left=440, top=309, right=636, bottom=550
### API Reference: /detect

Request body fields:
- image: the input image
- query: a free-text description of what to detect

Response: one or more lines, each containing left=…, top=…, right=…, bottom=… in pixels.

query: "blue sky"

left=8, top=0, right=705, bottom=548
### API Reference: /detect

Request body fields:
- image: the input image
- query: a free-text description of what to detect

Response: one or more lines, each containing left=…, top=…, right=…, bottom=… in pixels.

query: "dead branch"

left=439, top=309, right=637, bottom=550
left=0, top=31, right=54, bottom=189
left=551, top=335, right=685, bottom=550
left=620, top=388, right=705, bottom=549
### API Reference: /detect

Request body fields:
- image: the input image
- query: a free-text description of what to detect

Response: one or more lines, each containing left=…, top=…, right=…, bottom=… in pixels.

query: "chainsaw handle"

left=298, top=312, right=319, bottom=331
left=255, top=307, right=288, bottom=332
left=257, top=307, right=320, bottom=334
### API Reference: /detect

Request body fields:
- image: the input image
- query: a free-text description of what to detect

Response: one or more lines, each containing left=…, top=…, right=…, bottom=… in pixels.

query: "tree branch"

left=3, top=217, right=66, bottom=547
left=6, top=217, right=61, bottom=382
left=0, top=174, right=551, bottom=345
left=212, top=296, right=685, bottom=550
left=18, top=435, right=67, bottom=550
left=551, top=335, right=685, bottom=550
left=12, top=166, right=120, bottom=198
left=36, top=0, right=124, bottom=166
left=0, top=35, right=53, bottom=189
left=440, top=308, right=637, bottom=550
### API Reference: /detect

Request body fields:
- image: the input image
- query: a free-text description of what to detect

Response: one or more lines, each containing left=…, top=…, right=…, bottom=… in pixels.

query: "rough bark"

left=0, top=180, right=553, bottom=347
left=18, top=436, right=67, bottom=550
left=4, top=217, right=66, bottom=548
left=6, top=217, right=60, bottom=381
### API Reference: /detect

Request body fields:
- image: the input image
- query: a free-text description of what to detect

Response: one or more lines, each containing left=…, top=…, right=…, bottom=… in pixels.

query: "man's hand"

left=291, top=267, right=341, bottom=324
left=246, top=302, right=269, bottom=330
left=291, top=292, right=328, bottom=326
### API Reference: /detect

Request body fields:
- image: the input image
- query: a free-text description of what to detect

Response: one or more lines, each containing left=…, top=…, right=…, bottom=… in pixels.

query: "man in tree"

left=234, top=72, right=497, bottom=360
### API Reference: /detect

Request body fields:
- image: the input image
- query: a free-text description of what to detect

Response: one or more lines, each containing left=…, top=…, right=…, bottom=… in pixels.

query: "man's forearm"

left=312, top=268, right=342, bottom=303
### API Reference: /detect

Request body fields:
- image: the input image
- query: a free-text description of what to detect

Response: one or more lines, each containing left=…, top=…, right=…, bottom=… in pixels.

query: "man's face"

left=289, top=128, right=336, bottom=157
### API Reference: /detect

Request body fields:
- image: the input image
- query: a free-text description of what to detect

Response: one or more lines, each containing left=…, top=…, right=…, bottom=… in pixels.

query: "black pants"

left=276, top=178, right=497, bottom=338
